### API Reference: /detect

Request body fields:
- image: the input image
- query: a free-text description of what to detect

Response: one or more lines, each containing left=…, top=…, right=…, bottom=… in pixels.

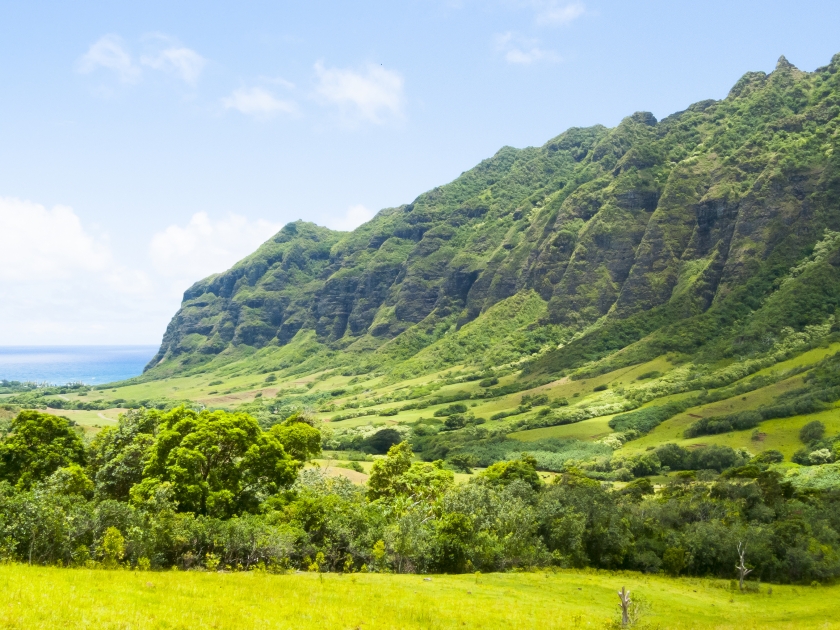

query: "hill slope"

left=148, top=54, right=840, bottom=386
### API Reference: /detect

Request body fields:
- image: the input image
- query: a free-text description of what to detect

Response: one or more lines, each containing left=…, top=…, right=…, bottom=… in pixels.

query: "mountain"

left=147, top=54, right=840, bottom=387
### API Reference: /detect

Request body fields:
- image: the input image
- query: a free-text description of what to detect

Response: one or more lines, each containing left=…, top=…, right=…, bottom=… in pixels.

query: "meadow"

left=0, top=564, right=837, bottom=629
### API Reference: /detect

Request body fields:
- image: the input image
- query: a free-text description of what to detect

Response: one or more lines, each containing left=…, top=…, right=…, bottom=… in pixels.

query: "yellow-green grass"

left=42, top=407, right=121, bottom=436
left=752, top=342, right=840, bottom=378
left=509, top=414, right=617, bottom=442
left=0, top=565, right=837, bottom=629
left=619, top=374, right=823, bottom=454
left=623, top=406, right=840, bottom=459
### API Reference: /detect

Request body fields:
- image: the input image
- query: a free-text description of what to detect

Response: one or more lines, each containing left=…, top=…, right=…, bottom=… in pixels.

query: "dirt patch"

left=312, top=464, right=369, bottom=485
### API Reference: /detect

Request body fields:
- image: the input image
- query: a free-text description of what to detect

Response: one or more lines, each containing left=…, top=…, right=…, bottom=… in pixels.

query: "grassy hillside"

left=1, top=565, right=838, bottom=629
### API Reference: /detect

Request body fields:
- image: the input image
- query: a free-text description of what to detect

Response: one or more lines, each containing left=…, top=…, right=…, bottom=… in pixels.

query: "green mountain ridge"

left=147, top=54, right=840, bottom=387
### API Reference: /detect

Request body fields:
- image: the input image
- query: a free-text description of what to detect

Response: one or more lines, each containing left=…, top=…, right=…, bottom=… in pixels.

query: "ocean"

left=0, top=346, right=159, bottom=386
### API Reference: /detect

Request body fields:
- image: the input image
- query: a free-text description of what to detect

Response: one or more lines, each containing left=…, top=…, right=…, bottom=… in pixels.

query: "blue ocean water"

left=0, top=346, right=159, bottom=385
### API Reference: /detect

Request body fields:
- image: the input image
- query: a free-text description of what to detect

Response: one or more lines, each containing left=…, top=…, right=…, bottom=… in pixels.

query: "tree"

left=269, top=414, right=322, bottom=461
left=654, top=443, right=689, bottom=470
left=88, top=409, right=158, bottom=501
left=138, top=407, right=301, bottom=517
left=367, top=442, right=414, bottom=500
left=0, top=411, right=86, bottom=488
left=479, top=456, right=543, bottom=490
left=448, top=453, right=477, bottom=473
left=44, top=464, right=94, bottom=498
left=736, top=541, right=752, bottom=591
left=367, top=442, right=454, bottom=501
left=100, top=527, right=125, bottom=568
left=618, top=586, right=631, bottom=627
left=434, top=513, right=474, bottom=572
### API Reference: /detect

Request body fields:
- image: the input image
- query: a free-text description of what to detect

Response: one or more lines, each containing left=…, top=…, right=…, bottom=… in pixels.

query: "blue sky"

left=2, top=0, right=840, bottom=345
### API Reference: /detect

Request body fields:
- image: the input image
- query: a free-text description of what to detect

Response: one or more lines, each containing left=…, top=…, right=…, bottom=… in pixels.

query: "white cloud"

left=522, top=1, right=585, bottom=25
left=0, top=199, right=288, bottom=345
left=495, top=32, right=560, bottom=65
left=141, top=45, right=206, bottom=85
left=314, top=62, right=404, bottom=124
left=0, top=197, right=160, bottom=344
left=222, top=87, right=298, bottom=118
left=323, top=204, right=375, bottom=231
left=149, top=212, right=282, bottom=282
left=76, top=35, right=140, bottom=83
left=0, top=197, right=111, bottom=280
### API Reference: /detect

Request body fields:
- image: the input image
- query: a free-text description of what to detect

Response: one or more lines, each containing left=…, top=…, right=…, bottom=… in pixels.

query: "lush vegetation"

left=0, top=407, right=838, bottom=587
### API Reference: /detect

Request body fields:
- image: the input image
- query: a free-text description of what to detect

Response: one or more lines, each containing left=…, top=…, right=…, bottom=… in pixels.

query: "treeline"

left=0, top=408, right=838, bottom=582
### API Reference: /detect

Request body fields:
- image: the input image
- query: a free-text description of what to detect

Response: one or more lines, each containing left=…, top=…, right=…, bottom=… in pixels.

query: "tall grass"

left=0, top=565, right=837, bottom=629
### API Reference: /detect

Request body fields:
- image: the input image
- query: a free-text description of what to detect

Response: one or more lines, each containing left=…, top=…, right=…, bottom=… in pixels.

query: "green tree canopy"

left=367, top=441, right=454, bottom=501
left=88, top=409, right=158, bottom=501
left=134, top=407, right=302, bottom=517
left=269, top=413, right=322, bottom=461
left=0, top=410, right=86, bottom=489
left=479, top=455, right=543, bottom=490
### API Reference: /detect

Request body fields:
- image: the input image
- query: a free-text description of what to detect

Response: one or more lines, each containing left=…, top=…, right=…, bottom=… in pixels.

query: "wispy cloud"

left=521, top=0, right=585, bottom=26
left=76, top=35, right=140, bottom=83
left=314, top=62, right=404, bottom=125
left=77, top=33, right=206, bottom=86
left=141, top=35, right=206, bottom=85
left=495, top=32, right=560, bottom=65
left=149, top=212, right=281, bottom=283
left=222, top=87, right=298, bottom=118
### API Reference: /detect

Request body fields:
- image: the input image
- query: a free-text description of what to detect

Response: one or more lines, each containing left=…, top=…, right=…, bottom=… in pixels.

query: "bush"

left=687, top=445, right=747, bottom=472
left=655, top=443, right=689, bottom=470
left=637, top=371, right=662, bottom=381
left=478, top=377, right=499, bottom=388
left=684, top=411, right=762, bottom=438
left=800, top=420, right=826, bottom=444
left=434, top=403, right=468, bottom=417
left=444, top=415, right=467, bottom=431
left=343, top=461, right=365, bottom=473
left=362, top=429, right=403, bottom=454
left=447, top=453, right=477, bottom=473
left=752, top=449, right=784, bottom=465
left=593, top=384, right=608, bottom=392
left=809, top=449, right=833, bottom=465
left=610, top=403, right=686, bottom=434
left=617, top=453, right=661, bottom=477
left=620, top=477, right=655, bottom=498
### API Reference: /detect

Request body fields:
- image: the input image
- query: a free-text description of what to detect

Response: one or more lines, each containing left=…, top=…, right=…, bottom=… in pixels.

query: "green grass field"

left=0, top=565, right=836, bottom=629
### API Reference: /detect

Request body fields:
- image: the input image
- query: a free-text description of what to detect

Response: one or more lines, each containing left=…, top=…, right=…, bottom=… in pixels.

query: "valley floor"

left=0, top=565, right=836, bottom=629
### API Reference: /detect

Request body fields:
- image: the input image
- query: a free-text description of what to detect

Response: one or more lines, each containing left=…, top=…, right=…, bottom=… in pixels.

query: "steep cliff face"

left=148, top=54, right=840, bottom=377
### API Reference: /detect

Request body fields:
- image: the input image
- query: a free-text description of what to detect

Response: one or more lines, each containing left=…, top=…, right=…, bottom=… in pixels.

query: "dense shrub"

left=609, top=402, right=687, bottom=434
left=684, top=411, right=763, bottom=438
left=800, top=420, right=826, bottom=444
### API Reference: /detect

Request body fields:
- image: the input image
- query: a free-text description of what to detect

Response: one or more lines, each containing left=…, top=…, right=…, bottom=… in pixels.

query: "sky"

left=2, top=0, right=840, bottom=346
